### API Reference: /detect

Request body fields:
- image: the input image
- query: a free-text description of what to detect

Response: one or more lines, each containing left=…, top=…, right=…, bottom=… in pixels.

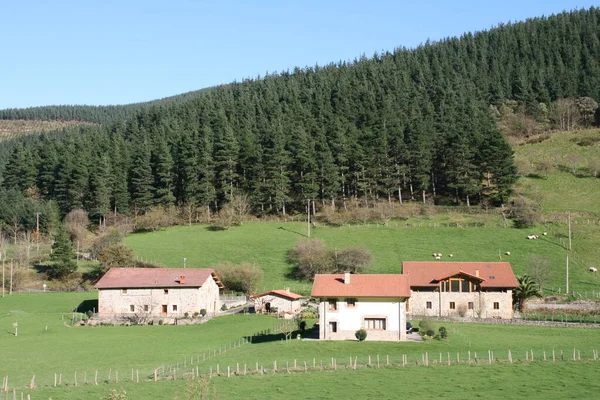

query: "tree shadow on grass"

left=277, top=226, right=307, bottom=237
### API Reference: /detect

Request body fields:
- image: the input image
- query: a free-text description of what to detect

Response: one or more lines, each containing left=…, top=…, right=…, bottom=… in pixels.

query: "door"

left=161, top=305, right=167, bottom=316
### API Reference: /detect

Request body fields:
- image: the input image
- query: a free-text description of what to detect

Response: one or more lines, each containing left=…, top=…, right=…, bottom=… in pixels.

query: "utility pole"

left=35, top=212, right=40, bottom=234
left=2, top=258, right=4, bottom=298
left=10, top=260, right=13, bottom=295
left=307, top=199, right=311, bottom=238
left=568, top=210, right=572, bottom=251
left=566, top=253, right=569, bottom=295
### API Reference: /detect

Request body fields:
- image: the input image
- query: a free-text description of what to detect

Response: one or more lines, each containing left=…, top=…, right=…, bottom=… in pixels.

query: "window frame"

left=426, top=301, right=432, bottom=309
left=172, top=304, right=178, bottom=312
left=164, top=289, right=169, bottom=295
left=129, top=304, right=135, bottom=312
left=449, top=301, right=456, bottom=310
left=363, top=317, right=387, bottom=330
left=493, top=302, right=500, bottom=310
left=345, top=298, right=357, bottom=307
left=122, top=289, right=127, bottom=294
left=327, top=298, right=338, bottom=311
left=468, top=302, right=474, bottom=310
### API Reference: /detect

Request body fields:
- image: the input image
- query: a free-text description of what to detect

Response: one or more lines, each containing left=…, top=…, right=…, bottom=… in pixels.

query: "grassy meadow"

left=125, top=220, right=598, bottom=295
left=2, top=292, right=600, bottom=399
left=26, top=361, right=600, bottom=400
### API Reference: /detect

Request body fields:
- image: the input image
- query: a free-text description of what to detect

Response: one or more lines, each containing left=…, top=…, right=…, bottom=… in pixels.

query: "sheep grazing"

left=527, top=235, right=539, bottom=240
left=542, top=232, right=548, bottom=236
left=438, top=253, right=442, bottom=257
left=434, top=256, right=441, bottom=260
left=449, top=254, right=454, bottom=257
left=589, top=267, right=598, bottom=273
left=505, top=251, right=511, bottom=256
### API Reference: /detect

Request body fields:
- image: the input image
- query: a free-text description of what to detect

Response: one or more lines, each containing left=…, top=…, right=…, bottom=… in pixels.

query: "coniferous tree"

left=49, top=224, right=77, bottom=279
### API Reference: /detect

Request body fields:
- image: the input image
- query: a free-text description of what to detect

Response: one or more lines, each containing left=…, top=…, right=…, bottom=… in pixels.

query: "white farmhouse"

left=95, top=268, right=223, bottom=318
left=403, top=261, right=518, bottom=319
left=311, top=272, right=411, bottom=341
left=252, top=289, right=303, bottom=314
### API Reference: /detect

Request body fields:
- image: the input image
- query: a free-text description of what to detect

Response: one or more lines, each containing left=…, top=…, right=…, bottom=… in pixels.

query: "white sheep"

left=438, top=253, right=442, bottom=257
left=589, top=267, right=598, bottom=273
left=505, top=251, right=511, bottom=256
left=435, top=256, right=441, bottom=260
left=542, top=232, right=548, bottom=236
left=449, top=254, right=454, bottom=257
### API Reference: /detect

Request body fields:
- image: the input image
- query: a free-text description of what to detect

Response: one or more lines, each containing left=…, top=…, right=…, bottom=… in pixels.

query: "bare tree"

left=528, top=254, right=552, bottom=290
left=549, top=98, right=580, bottom=131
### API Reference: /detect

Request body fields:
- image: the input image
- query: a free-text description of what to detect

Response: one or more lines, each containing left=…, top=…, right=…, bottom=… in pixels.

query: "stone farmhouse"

left=311, top=272, right=411, bottom=341
left=252, top=289, right=303, bottom=315
left=403, top=261, right=518, bottom=319
left=95, top=268, right=223, bottom=319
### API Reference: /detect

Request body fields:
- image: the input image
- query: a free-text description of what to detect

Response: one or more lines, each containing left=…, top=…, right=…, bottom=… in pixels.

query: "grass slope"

left=125, top=221, right=599, bottom=294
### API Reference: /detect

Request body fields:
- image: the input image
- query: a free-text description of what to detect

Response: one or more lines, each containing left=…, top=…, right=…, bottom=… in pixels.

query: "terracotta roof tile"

left=94, top=268, right=223, bottom=289
left=402, top=262, right=518, bottom=288
left=311, top=274, right=411, bottom=298
left=252, top=289, right=304, bottom=300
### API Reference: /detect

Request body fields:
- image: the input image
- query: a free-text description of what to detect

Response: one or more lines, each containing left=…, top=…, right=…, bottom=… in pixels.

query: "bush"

left=90, top=228, right=124, bottom=258
left=419, top=320, right=433, bottom=333
left=355, top=329, right=367, bottom=341
left=158, top=319, right=164, bottom=325
left=221, top=304, right=228, bottom=311
left=426, top=329, right=435, bottom=337
left=98, top=244, right=135, bottom=270
left=439, top=326, right=448, bottom=339
left=213, top=261, right=263, bottom=294
left=289, top=238, right=373, bottom=280
left=200, top=309, right=207, bottom=317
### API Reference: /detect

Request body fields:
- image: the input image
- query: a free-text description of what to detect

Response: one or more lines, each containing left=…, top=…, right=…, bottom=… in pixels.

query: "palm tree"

left=513, top=275, right=543, bottom=312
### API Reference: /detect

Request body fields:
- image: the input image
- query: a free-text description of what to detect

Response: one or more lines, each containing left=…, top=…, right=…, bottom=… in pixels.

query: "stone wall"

left=409, top=290, right=513, bottom=319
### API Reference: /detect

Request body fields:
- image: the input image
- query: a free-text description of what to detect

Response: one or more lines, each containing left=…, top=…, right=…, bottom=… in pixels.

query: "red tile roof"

left=402, top=262, right=518, bottom=288
left=252, top=289, right=304, bottom=301
left=94, top=268, right=224, bottom=289
left=311, top=274, right=411, bottom=298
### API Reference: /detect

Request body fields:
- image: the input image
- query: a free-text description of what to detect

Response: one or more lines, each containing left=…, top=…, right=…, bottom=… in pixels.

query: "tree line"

left=0, top=8, right=599, bottom=222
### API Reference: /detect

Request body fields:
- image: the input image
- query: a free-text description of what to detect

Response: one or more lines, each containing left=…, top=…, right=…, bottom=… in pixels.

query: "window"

left=163, top=289, right=169, bottom=294
left=364, top=318, right=386, bottom=330
left=449, top=302, right=456, bottom=310
left=493, top=302, right=500, bottom=310
left=328, top=321, right=337, bottom=333
left=468, top=302, right=474, bottom=310
left=129, top=305, right=135, bottom=312
left=426, top=301, right=432, bottom=309
left=172, top=304, right=178, bottom=312
left=143, top=305, right=149, bottom=312
left=328, top=299, right=338, bottom=311
left=461, top=280, right=470, bottom=293
left=122, top=289, right=127, bottom=294
left=346, top=298, right=357, bottom=307
left=451, top=280, right=460, bottom=292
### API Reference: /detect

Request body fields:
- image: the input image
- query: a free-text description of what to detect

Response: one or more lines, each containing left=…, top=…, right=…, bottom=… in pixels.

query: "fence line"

left=3, top=347, right=598, bottom=395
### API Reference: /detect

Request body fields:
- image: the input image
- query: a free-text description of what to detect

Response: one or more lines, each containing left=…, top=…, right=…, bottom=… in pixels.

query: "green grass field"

left=125, top=221, right=599, bottom=294
left=2, top=293, right=600, bottom=399
left=24, top=361, right=600, bottom=400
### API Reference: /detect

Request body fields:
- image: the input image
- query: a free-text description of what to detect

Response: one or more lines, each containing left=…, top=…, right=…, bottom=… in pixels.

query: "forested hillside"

left=0, top=8, right=599, bottom=229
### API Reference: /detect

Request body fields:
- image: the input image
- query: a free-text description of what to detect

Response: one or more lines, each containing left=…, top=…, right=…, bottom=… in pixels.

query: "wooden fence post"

left=95, top=370, right=98, bottom=385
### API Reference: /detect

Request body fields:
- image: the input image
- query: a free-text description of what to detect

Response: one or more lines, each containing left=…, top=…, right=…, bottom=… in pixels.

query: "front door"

left=161, top=305, right=167, bottom=316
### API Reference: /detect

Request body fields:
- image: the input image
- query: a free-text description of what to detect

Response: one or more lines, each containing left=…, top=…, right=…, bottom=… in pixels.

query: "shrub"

left=98, top=244, right=135, bottom=270
left=220, top=304, right=228, bottom=311
left=213, top=261, right=263, bottom=294
left=439, top=326, right=448, bottom=339
left=299, top=321, right=307, bottom=331
left=457, top=304, right=468, bottom=317
left=184, top=312, right=189, bottom=319
left=200, top=309, right=207, bottom=317
left=355, top=329, right=367, bottom=341
left=158, top=319, right=164, bottom=325
left=426, top=329, right=435, bottom=337
left=419, top=320, right=433, bottom=333
left=90, top=228, right=124, bottom=258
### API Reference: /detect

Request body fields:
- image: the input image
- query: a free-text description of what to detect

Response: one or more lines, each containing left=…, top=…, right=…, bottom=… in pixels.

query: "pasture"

left=27, top=362, right=600, bottom=400
left=125, top=220, right=599, bottom=294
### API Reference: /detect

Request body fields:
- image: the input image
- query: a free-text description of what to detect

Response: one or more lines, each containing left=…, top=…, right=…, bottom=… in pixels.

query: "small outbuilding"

left=252, top=289, right=304, bottom=314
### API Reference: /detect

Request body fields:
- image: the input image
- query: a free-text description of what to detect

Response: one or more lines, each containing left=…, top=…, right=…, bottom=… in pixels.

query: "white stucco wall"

left=318, top=297, right=407, bottom=341
left=409, top=290, right=513, bottom=319
left=98, top=276, right=221, bottom=317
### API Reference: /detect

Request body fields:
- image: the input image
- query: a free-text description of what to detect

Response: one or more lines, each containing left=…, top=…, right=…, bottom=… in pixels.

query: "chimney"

left=180, top=275, right=186, bottom=284
left=475, top=269, right=479, bottom=278
left=344, top=272, right=351, bottom=285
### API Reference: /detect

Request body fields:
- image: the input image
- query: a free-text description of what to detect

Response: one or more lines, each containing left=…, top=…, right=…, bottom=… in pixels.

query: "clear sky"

left=1, top=0, right=598, bottom=109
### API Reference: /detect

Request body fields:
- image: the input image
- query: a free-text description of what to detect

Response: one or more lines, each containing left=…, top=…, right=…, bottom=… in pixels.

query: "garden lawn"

left=125, top=221, right=599, bottom=294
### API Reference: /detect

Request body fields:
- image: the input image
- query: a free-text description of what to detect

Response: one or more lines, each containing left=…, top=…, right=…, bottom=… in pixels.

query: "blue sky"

left=1, top=0, right=598, bottom=109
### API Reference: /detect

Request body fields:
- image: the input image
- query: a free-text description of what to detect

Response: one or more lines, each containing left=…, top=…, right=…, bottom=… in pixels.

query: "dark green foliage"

left=426, top=329, right=436, bottom=337
left=355, top=328, right=367, bottom=341
left=2, top=8, right=600, bottom=215
left=513, top=275, right=543, bottom=312
left=439, top=326, right=448, bottom=339
left=49, top=224, right=77, bottom=279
